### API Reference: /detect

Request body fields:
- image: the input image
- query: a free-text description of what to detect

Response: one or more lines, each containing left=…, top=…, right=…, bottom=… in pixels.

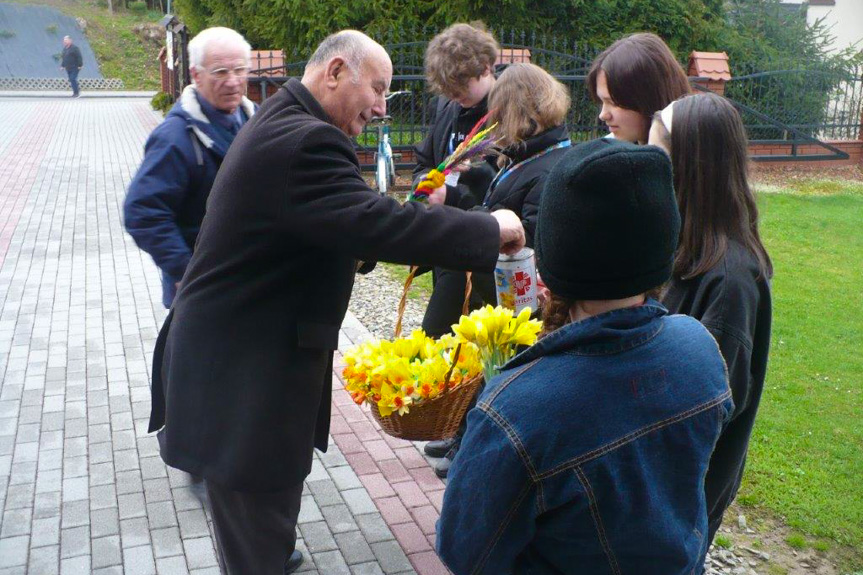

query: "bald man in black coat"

left=147, top=30, right=524, bottom=574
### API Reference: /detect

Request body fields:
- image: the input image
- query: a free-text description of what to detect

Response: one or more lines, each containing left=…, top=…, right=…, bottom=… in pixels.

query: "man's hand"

left=427, top=185, right=446, bottom=205
left=490, top=210, right=525, bottom=255
left=450, top=161, right=472, bottom=174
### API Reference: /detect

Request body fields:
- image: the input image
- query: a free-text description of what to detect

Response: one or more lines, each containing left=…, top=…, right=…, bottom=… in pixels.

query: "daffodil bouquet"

left=342, top=330, right=483, bottom=417
left=342, top=307, right=542, bottom=423
left=451, top=305, right=543, bottom=382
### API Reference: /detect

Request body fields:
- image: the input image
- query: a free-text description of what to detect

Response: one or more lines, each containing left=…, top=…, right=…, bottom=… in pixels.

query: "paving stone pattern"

left=0, top=97, right=457, bottom=575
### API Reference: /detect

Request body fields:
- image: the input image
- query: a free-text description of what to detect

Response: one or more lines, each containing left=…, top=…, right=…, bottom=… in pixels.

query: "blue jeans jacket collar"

left=508, top=298, right=667, bottom=368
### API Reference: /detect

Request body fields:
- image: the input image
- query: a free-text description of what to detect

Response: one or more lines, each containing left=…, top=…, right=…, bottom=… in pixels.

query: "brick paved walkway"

left=0, top=97, right=452, bottom=575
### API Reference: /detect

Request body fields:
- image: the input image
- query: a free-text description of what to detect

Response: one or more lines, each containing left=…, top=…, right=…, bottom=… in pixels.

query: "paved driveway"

left=0, top=96, right=451, bottom=575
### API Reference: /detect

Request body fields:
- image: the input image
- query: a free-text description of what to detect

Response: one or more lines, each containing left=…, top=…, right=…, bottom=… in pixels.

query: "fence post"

left=688, top=51, right=731, bottom=96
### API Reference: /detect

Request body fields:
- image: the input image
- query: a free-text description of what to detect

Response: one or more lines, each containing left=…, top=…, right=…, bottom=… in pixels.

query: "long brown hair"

left=660, top=93, right=772, bottom=280
left=539, top=288, right=664, bottom=335
left=587, top=33, right=691, bottom=124
left=488, top=63, right=570, bottom=154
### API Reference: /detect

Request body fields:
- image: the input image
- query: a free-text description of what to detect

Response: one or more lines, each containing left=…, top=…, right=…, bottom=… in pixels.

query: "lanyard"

left=484, top=140, right=571, bottom=204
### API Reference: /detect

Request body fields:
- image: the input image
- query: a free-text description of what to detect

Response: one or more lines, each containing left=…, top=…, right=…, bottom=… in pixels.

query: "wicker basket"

left=370, top=267, right=482, bottom=441
left=369, top=373, right=483, bottom=440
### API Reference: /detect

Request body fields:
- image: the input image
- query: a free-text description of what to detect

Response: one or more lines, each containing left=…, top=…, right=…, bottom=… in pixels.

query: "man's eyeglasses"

left=203, top=66, right=250, bottom=80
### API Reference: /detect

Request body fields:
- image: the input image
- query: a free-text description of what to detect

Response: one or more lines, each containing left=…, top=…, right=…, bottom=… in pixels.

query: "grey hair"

left=188, top=27, right=251, bottom=70
left=63, top=35, right=72, bottom=40
left=306, top=30, right=375, bottom=83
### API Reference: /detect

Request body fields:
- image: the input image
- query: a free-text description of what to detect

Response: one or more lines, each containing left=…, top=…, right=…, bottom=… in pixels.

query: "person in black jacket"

left=413, top=23, right=500, bottom=208
left=649, top=92, right=773, bottom=544
left=412, top=23, right=501, bottom=341
left=148, top=30, right=526, bottom=575
left=423, top=63, right=572, bottom=477
left=60, top=36, right=83, bottom=97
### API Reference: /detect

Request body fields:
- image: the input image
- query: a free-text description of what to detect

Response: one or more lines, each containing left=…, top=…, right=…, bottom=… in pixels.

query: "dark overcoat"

left=148, top=79, right=500, bottom=492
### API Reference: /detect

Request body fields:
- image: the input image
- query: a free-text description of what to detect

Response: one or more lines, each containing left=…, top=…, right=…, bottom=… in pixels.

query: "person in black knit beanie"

left=438, top=138, right=733, bottom=575
left=535, top=138, right=680, bottom=300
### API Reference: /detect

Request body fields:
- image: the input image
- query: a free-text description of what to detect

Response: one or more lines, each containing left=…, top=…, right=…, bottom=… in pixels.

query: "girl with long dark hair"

left=650, top=92, right=773, bottom=543
left=587, top=32, right=691, bottom=143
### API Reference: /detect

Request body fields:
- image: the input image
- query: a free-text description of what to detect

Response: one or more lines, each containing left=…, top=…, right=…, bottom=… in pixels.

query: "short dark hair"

left=662, top=93, right=773, bottom=280
left=587, top=33, right=691, bottom=119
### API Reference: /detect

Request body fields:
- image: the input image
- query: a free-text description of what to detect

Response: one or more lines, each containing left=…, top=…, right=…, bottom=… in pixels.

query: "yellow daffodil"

left=341, top=306, right=540, bottom=416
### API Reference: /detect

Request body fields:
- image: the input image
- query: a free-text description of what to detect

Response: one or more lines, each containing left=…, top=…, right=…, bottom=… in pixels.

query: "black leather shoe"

left=434, top=442, right=460, bottom=479
left=424, top=437, right=456, bottom=458
left=285, top=550, right=304, bottom=574
left=433, top=455, right=452, bottom=478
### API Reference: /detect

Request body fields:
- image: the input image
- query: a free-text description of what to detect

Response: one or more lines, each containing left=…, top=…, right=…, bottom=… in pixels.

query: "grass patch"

left=754, top=177, right=863, bottom=197
left=356, top=127, right=426, bottom=148
left=379, top=263, right=433, bottom=301
left=785, top=533, right=807, bottom=549
left=813, top=540, right=831, bottom=552
left=9, top=0, right=162, bottom=89
left=714, top=535, right=733, bottom=549
left=737, top=180, right=862, bottom=567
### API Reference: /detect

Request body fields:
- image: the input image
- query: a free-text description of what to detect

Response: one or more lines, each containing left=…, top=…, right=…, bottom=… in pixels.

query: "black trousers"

left=206, top=480, right=304, bottom=575
left=421, top=268, right=497, bottom=338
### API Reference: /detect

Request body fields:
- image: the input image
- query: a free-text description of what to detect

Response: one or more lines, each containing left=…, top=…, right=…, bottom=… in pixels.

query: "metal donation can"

left=494, top=248, right=538, bottom=313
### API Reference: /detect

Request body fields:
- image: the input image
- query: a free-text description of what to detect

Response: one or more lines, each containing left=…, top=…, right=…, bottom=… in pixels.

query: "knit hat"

left=535, top=138, right=680, bottom=300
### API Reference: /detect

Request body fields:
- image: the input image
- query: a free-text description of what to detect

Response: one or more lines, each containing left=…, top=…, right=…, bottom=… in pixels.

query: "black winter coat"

left=61, top=45, right=83, bottom=70
left=451, top=125, right=570, bottom=247
left=149, top=79, right=501, bottom=492
left=412, top=97, right=497, bottom=209
left=662, top=240, right=772, bottom=541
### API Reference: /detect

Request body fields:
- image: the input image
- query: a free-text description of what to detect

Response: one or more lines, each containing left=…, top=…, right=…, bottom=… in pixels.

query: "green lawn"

left=739, top=179, right=863, bottom=565
left=356, top=127, right=425, bottom=148
left=386, top=178, right=863, bottom=566
left=78, top=4, right=163, bottom=90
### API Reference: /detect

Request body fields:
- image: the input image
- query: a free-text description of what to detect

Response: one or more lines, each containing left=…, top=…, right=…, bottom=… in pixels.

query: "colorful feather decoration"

left=410, top=113, right=498, bottom=202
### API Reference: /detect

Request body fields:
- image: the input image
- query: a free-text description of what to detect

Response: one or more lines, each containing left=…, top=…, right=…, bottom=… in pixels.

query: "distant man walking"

left=60, top=35, right=83, bottom=97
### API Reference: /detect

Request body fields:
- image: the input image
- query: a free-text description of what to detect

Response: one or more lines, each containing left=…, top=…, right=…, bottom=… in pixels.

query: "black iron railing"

left=246, top=34, right=862, bottom=166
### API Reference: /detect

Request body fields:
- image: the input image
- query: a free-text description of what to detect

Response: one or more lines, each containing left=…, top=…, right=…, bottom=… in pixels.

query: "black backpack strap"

left=188, top=131, right=204, bottom=167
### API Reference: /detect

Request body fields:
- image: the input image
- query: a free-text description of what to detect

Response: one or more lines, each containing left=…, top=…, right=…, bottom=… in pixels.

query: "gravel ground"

left=349, top=264, right=427, bottom=339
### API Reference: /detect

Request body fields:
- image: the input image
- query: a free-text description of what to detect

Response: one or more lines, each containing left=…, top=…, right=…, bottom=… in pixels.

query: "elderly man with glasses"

left=124, top=27, right=257, bottom=309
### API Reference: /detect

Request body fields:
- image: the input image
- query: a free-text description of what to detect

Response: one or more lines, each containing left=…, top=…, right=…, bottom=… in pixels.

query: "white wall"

left=782, top=0, right=863, bottom=53
left=807, top=2, right=863, bottom=53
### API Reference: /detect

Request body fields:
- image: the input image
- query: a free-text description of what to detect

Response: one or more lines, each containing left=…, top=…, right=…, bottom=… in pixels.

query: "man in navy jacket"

left=124, top=27, right=256, bottom=308
left=60, top=36, right=83, bottom=97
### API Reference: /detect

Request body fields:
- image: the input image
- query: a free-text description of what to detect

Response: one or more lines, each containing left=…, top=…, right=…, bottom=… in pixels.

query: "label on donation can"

left=494, top=247, right=537, bottom=313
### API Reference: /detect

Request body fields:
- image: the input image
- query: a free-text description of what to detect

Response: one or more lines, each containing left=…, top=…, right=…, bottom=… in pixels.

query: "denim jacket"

left=437, top=301, right=733, bottom=575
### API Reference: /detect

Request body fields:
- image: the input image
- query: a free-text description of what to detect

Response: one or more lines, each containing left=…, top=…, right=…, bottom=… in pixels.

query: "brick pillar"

left=688, top=51, right=731, bottom=95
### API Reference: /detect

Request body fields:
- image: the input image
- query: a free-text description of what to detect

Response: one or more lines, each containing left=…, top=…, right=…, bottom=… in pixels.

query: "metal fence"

left=725, top=60, right=863, bottom=142
left=248, top=33, right=606, bottom=165
left=246, top=32, right=863, bottom=166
